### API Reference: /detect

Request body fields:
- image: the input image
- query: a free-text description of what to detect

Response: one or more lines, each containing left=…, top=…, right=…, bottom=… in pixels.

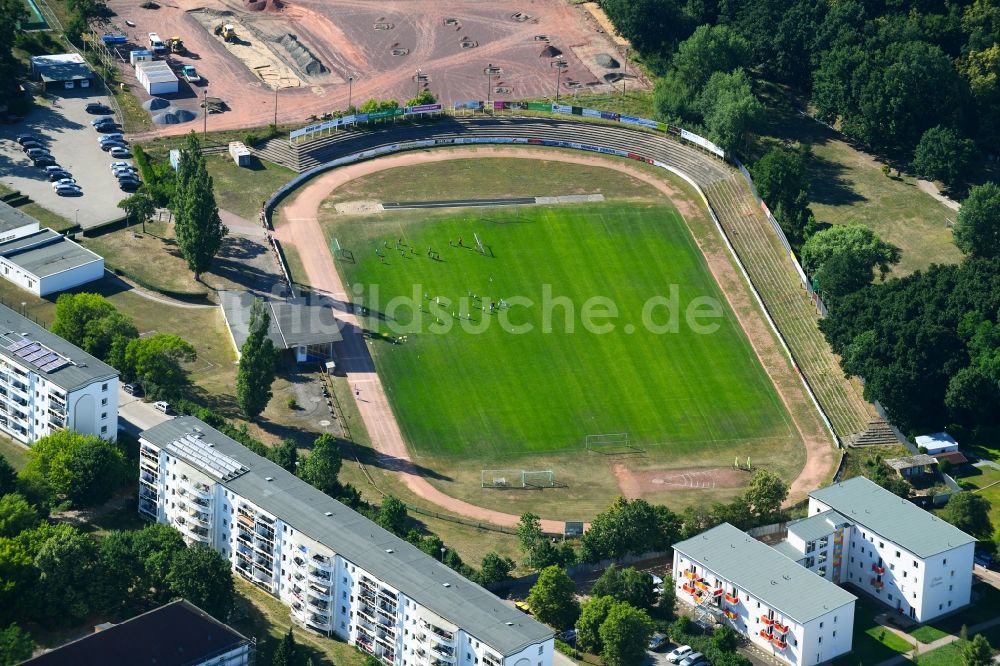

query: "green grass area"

left=203, top=153, right=296, bottom=221
left=910, top=625, right=951, bottom=644
left=335, top=201, right=794, bottom=458
left=0, top=435, right=29, bottom=470
left=914, top=639, right=965, bottom=666
left=839, top=444, right=913, bottom=481
left=835, top=596, right=915, bottom=665
left=957, top=465, right=1000, bottom=539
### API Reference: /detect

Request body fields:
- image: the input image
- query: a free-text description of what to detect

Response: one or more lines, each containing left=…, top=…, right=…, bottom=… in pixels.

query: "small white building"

left=915, top=432, right=959, bottom=456
left=138, top=417, right=554, bottom=666
left=135, top=60, right=178, bottom=95
left=673, top=523, right=856, bottom=666
left=228, top=141, right=251, bottom=167
left=30, top=53, right=93, bottom=90
left=0, top=304, right=118, bottom=444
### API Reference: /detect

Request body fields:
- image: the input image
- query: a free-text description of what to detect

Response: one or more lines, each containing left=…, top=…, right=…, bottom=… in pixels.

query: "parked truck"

left=148, top=32, right=166, bottom=54
left=168, top=36, right=185, bottom=54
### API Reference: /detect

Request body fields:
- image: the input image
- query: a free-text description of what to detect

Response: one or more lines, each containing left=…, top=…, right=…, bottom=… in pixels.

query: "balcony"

left=141, top=448, right=159, bottom=462
left=139, top=486, right=157, bottom=501
left=723, top=609, right=738, bottom=620
left=308, top=582, right=330, bottom=597
left=681, top=583, right=696, bottom=595
left=308, top=568, right=332, bottom=584
left=761, top=616, right=774, bottom=626
left=724, top=593, right=739, bottom=605
left=186, top=508, right=210, bottom=526
left=307, top=597, right=329, bottom=612
left=254, top=538, right=274, bottom=556
left=759, top=629, right=772, bottom=640
left=871, top=578, right=884, bottom=590
left=139, top=500, right=157, bottom=517
left=310, top=613, right=332, bottom=627
left=773, top=622, right=788, bottom=634
left=430, top=644, right=455, bottom=663
left=183, top=480, right=212, bottom=500
left=683, top=570, right=699, bottom=580
left=695, top=581, right=711, bottom=592
left=311, top=554, right=333, bottom=569
left=712, top=587, right=724, bottom=597
left=772, top=637, right=787, bottom=650
left=872, top=564, right=886, bottom=575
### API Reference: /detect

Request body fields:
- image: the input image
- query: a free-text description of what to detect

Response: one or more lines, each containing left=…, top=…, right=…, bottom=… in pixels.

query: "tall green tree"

left=118, top=190, right=157, bottom=234
left=944, top=492, right=994, bottom=538
left=659, top=577, right=677, bottom=620
left=576, top=595, right=615, bottom=654
left=0, top=623, right=34, bottom=666
left=477, top=552, right=515, bottom=587
left=375, top=496, right=408, bottom=536
left=913, top=126, right=978, bottom=188
left=50, top=293, right=117, bottom=347
left=801, top=224, right=901, bottom=286
left=236, top=298, right=278, bottom=419
left=166, top=545, right=234, bottom=621
left=272, top=627, right=303, bottom=666
left=579, top=497, right=681, bottom=563
left=50, top=293, right=139, bottom=367
left=270, top=439, right=298, bottom=475
left=598, top=602, right=654, bottom=666
left=33, top=528, right=103, bottom=624
left=0, top=494, right=38, bottom=538
left=0, top=0, right=26, bottom=97
left=741, top=469, right=790, bottom=524
left=124, top=334, right=197, bottom=398
left=21, top=430, right=127, bottom=508
left=173, top=133, right=228, bottom=281
left=590, top=565, right=657, bottom=611
left=695, top=69, right=763, bottom=155
left=132, top=523, right=186, bottom=605
left=750, top=147, right=817, bottom=248
left=963, top=633, right=994, bottom=666
left=527, top=566, right=580, bottom=630
left=671, top=24, right=751, bottom=91
left=298, top=433, right=343, bottom=496
left=954, top=183, right=1000, bottom=257
left=0, top=457, right=15, bottom=497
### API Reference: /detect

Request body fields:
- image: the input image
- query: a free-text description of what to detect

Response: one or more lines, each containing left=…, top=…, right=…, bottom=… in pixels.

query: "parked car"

left=110, top=161, right=133, bottom=170
left=55, top=184, right=82, bottom=197
left=117, top=177, right=140, bottom=187
left=514, top=601, right=532, bottom=615
left=43, top=165, right=64, bottom=174
left=85, top=102, right=112, bottom=114
left=649, top=632, right=668, bottom=652
left=91, top=116, right=113, bottom=126
left=47, top=170, right=72, bottom=182
left=114, top=169, right=138, bottom=180
left=96, top=122, right=120, bottom=133
left=181, top=65, right=201, bottom=83
left=667, top=646, right=693, bottom=664
left=20, top=139, right=44, bottom=151
left=15, top=133, right=42, bottom=145
left=678, top=652, right=706, bottom=666
left=122, top=383, right=141, bottom=396
left=109, top=146, right=131, bottom=158
left=25, top=147, right=51, bottom=159
left=154, top=401, right=171, bottom=414
left=555, top=629, right=576, bottom=644
left=101, top=142, right=128, bottom=152
left=51, top=178, right=76, bottom=189
left=98, top=132, right=124, bottom=143
left=32, top=156, right=56, bottom=167
left=119, top=180, right=139, bottom=192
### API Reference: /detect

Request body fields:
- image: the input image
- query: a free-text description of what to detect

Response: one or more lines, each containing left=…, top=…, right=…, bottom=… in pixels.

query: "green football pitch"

left=335, top=202, right=795, bottom=458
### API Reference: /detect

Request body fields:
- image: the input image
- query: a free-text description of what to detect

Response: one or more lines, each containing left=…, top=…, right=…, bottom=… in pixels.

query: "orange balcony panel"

left=695, top=581, right=710, bottom=592
left=872, top=564, right=885, bottom=574
left=761, top=616, right=774, bottom=625
left=724, top=610, right=738, bottom=620
left=682, top=583, right=696, bottom=594
left=759, top=629, right=772, bottom=640
left=871, top=578, right=884, bottom=590
left=773, top=623, right=788, bottom=634
left=772, top=639, right=787, bottom=649
left=683, top=570, right=698, bottom=580
left=724, top=593, right=739, bottom=605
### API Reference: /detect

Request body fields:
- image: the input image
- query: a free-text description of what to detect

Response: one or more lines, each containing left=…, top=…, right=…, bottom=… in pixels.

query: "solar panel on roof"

left=41, top=359, right=68, bottom=373
left=15, top=343, right=41, bottom=358
left=23, top=349, right=47, bottom=363
left=5, top=338, right=30, bottom=352
left=36, top=353, right=58, bottom=366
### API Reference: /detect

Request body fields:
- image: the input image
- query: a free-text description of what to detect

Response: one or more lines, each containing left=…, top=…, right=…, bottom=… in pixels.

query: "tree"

left=50, top=293, right=139, bottom=367
left=22, top=430, right=127, bottom=508
left=579, top=498, right=681, bottom=563
left=576, top=595, right=615, bottom=653
left=527, top=566, right=580, bottom=630
left=963, top=633, right=994, bottom=666
left=741, top=469, right=789, bottom=524
left=801, top=225, right=901, bottom=282
left=124, top=334, right=197, bottom=398
left=695, top=69, right=763, bottom=155
left=131, top=523, right=186, bottom=605
left=944, top=492, right=994, bottom=538
left=659, top=577, right=677, bottom=620
left=33, top=527, right=103, bottom=624
left=0, top=494, right=38, bottom=538
left=235, top=298, right=278, bottom=419
left=598, top=0, right=690, bottom=63
left=272, top=627, right=303, bottom=666
left=598, top=601, right=654, bottom=666
left=0, top=623, right=33, bottom=666
left=670, top=24, right=751, bottom=92
left=166, top=545, right=234, bottom=621
left=750, top=147, right=817, bottom=248
left=954, top=183, right=1000, bottom=257
left=0, top=457, right=16, bottom=497
left=270, top=439, right=298, bottom=475
left=173, top=133, right=228, bottom=280
left=477, top=552, right=515, bottom=587
left=0, top=0, right=26, bottom=97
left=816, top=251, right=881, bottom=300
left=375, top=496, right=408, bottom=536
left=590, top=565, right=657, bottom=611
left=405, top=89, right=436, bottom=107
left=517, top=512, right=544, bottom=554
left=298, top=433, right=343, bottom=496
left=97, top=530, right=140, bottom=611
left=118, top=189, right=157, bottom=234
left=50, top=292, right=117, bottom=347
left=913, top=126, right=978, bottom=189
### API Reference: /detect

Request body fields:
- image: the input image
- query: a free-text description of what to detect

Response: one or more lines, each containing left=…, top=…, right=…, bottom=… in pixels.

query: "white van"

left=154, top=401, right=171, bottom=414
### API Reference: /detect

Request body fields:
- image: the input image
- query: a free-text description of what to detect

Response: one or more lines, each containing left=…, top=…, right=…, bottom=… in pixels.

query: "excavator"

left=213, top=23, right=237, bottom=43
left=168, top=36, right=185, bottom=54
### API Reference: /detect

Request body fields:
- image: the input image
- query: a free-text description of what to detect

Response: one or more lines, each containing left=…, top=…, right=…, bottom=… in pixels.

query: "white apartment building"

left=0, top=303, right=118, bottom=444
left=782, top=476, right=976, bottom=622
left=673, top=523, right=856, bottom=666
left=138, top=416, right=554, bottom=666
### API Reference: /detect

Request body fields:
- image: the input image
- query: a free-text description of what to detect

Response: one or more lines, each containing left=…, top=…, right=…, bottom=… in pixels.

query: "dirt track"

left=106, top=0, right=641, bottom=140
left=276, top=147, right=835, bottom=529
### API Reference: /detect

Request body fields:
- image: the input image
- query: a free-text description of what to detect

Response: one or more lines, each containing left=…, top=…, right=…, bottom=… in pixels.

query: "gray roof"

left=787, top=509, right=850, bottom=544
left=673, top=523, right=855, bottom=624
left=771, top=540, right=804, bottom=561
left=0, top=229, right=102, bottom=278
left=219, top=290, right=343, bottom=351
left=0, top=304, right=118, bottom=391
left=810, top=476, right=976, bottom=558
left=885, top=454, right=938, bottom=471
left=0, top=201, right=40, bottom=235
left=31, top=54, right=92, bottom=82
left=141, top=417, right=553, bottom=656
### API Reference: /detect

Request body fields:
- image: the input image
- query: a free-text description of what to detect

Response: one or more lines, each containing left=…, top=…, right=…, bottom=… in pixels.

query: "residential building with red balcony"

left=673, top=523, right=856, bottom=666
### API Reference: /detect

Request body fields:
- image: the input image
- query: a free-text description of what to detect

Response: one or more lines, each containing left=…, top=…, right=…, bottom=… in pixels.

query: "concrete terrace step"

left=849, top=420, right=902, bottom=447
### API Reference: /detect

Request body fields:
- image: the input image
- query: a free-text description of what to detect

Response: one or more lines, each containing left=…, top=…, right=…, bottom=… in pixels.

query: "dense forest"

left=599, top=0, right=1000, bottom=441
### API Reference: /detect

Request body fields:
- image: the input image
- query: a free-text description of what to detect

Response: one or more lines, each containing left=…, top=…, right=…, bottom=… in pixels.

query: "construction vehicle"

left=168, top=37, right=185, bottom=54
left=213, top=23, right=237, bottom=42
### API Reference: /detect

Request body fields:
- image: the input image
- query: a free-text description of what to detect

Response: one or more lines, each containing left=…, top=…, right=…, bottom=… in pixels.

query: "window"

left=889, top=594, right=894, bottom=601
left=834, top=616, right=838, bottom=623
left=101, top=398, right=107, bottom=406
left=100, top=426, right=107, bottom=434
left=101, top=412, right=107, bottom=420
left=102, top=383, right=108, bottom=391
left=943, top=559, right=947, bottom=565
left=914, top=561, right=919, bottom=568
left=538, top=646, right=543, bottom=655
left=819, top=637, right=823, bottom=644
left=949, top=601, right=952, bottom=607
left=949, top=585, right=953, bottom=591
left=851, top=556, right=855, bottom=563
left=940, top=604, right=944, bottom=611
left=890, top=563, right=895, bottom=571
left=896, top=551, right=901, bottom=558
left=833, top=631, right=837, bottom=637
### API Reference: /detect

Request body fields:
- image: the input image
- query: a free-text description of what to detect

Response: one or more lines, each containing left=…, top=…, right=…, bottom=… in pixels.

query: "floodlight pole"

left=347, top=75, right=353, bottom=110
left=203, top=89, right=207, bottom=136
left=485, top=64, right=492, bottom=108
left=622, top=46, right=629, bottom=96
left=273, top=83, right=278, bottom=126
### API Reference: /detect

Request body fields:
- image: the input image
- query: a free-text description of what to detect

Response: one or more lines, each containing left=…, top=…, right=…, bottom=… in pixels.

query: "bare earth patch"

left=614, top=464, right=747, bottom=499
left=334, top=200, right=384, bottom=215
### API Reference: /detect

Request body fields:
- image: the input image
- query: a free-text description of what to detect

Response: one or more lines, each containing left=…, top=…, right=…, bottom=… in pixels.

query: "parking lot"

left=0, top=87, right=132, bottom=228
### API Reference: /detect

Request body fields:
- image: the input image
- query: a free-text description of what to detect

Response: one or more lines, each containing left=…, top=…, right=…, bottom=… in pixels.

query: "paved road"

left=117, top=387, right=172, bottom=437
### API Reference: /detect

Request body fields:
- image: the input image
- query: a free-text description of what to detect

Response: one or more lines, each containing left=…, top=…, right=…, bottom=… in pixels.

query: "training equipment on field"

left=585, top=432, right=642, bottom=454
left=482, top=469, right=557, bottom=489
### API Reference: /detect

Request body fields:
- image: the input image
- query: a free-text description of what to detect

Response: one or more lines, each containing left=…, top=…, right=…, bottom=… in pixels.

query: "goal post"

left=585, top=432, right=640, bottom=454
left=522, top=470, right=556, bottom=488
left=482, top=469, right=558, bottom=489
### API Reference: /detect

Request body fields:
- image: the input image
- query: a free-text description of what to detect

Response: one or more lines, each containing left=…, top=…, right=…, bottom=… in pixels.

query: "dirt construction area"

left=106, top=0, right=646, bottom=139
